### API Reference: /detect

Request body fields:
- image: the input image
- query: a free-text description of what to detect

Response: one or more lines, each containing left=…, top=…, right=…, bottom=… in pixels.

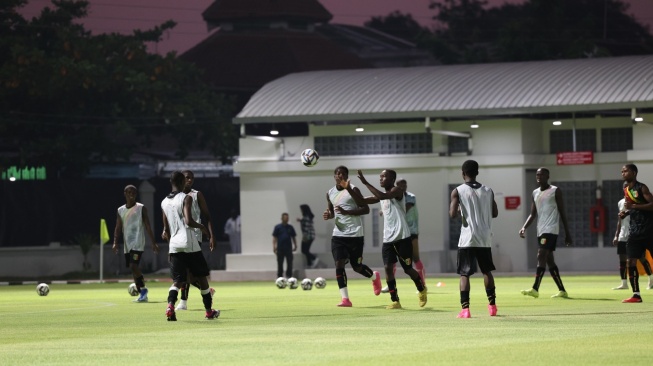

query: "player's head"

left=170, top=171, right=185, bottom=191
left=380, top=169, right=397, bottom=189
left=536, top=167, right=550, bottom=185
left=396, top=178, right=407, bottom=192
left=334, top=165, right=349, bottom=182
left=181, top=170, right=194, bottom=192
left=622, top=164, right=638, bottom=182
left=281, top=212, right=289, bottom=223
left=123, top=185, right=137, bottom=202
left=462, top=160, right=479, bottom=179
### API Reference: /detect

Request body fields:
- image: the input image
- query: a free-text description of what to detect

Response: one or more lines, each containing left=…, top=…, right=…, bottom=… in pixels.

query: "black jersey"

left=624, top=181, right=653, bottom=240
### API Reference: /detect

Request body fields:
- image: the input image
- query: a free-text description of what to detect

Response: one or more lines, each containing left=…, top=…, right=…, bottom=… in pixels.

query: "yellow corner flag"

left=100, top=219, right=110, bottom=245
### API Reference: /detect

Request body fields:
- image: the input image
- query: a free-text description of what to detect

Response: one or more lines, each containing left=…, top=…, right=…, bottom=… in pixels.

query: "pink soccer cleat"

left=372, top=271, right=382, bottom=296
left=457, top=308, right=471, bottom=318
left=337, top=298, right=353, bottom=307
left=488, top=304, right=497, bottom=316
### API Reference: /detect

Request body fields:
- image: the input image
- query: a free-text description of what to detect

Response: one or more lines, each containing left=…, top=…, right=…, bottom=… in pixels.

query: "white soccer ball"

left=314, top=277, right=327, bottom=289
left=36, top=283, right=50, bottom=296
left=301, top=278, right=313, bottom=290
left=300, top=148, right=319, bottom=167
left=276, top=277, right=288, bottom=289
left=128, top=283, right=139, bottom=296
left=287, top=277, right=298, bottom=289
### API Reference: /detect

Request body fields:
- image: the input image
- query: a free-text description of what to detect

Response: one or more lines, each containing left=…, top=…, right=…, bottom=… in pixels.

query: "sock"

left=641, top=259, right=652, bottom=276
left=619, top=261, right=627, bottom=280
left=549, top=266, right=566, bottom=292
left=486, top=286, right=496, bottom=305
left=414, top=260, right=425, bottom=285
left=533, top=267, right=545, bottom=291
left=180, top=286, right=188, bottom=301
left=336, top=268, right=347, bottom=289
left=628, top=265, right=640, bottom=294
left=388, top=279, right=399, bottom=302
left=135, top=275, right=145, bottom=291
left=460, top=290, right=470, bottom=309
left=200, top=288, right=212, bottom=311
left=339, top=287, right=349, bottom=299
left=410, top=271, right=425, bottom=292
left=167, top=286, right=179, bottom=305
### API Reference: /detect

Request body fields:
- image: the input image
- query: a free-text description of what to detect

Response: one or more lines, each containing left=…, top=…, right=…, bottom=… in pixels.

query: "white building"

left=217, top=55, right=653, bottom=280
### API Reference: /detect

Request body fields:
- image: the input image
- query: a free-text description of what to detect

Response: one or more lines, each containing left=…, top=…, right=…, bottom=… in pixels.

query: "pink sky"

left=20, top=0, right=653, bottom=55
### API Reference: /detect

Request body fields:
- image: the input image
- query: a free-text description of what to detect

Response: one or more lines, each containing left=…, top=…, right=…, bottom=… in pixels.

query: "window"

left=315, top=133, right=432, bottom=156
left=549, top=129, right=596, bottom=153
left=601, top=127, right=632, bottom=152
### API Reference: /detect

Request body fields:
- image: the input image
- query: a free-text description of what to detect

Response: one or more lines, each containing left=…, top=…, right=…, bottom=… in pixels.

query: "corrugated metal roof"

left=234, top=55, right=653, bottom=124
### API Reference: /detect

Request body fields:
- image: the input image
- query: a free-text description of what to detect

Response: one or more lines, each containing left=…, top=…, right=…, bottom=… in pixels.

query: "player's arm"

left=323, top=192, right=335, bottom=220
left=491, top=191, right=499, bottom=218
left=161, top=211, right=170, bottom=242
left=357, top=169, right=401, bottom=201
left=291, top=228, right=297, bottom=252
left=555, top=188, right=573, bottom=246
left=449, top=188, right=460, bottom=218
left=272, top=231, right=278, bottom=253
left=336, top=186, right=370, bottom=216
left=183, top=196, right=209, bottom=237
left=112, top=211, right=122, bottom=254
left=519, top=198, right=538, bottom=238
left=196, top=191, right=216, bottom=251
left=141, top=206, right=159, bottom=254
left=613, top=215, right=621, bottom=246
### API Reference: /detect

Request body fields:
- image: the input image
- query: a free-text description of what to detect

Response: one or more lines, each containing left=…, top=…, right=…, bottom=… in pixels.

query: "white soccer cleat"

left=175, top=299, right=188, bottom=311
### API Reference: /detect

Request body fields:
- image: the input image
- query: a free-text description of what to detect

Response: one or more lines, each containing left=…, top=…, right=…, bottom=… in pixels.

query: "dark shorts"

left=457, top=247, right=496, bottom=276
left=331, top=236, right=365, bottom=267
left=169, top=251, right=210, bottom=283
left=382, top=237, right=413, bottom=267
left=617, top=241, right=628, bottom=255
left=627, top=237, right=653, bottom=259
left=537, top=234, right=558, bottom=251
left=410, top=234, right=418, bottom=240
left=124, top=250, right=144, bottom=268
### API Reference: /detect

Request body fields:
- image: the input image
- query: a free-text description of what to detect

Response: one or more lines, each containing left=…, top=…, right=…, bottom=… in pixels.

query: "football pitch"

left=1, top=275, right=652, bottom=365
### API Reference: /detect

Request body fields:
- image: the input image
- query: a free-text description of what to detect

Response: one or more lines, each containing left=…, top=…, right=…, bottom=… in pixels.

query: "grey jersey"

left=187, top=189, right=202, bottom=243
left=617, top=198, right=630, bottom=242
left=161, top=192, right=201, bottom=253
left=533, top=185, right=560, bottom=236
left=381, top=196, right=410, bottom=243
left=456, top=182, right=494, bottom=248
left=328, top=185, right=364, bottom=237
left=117, top=203, right=146, bottom=252
left=404, top=191, right=418, bottom=235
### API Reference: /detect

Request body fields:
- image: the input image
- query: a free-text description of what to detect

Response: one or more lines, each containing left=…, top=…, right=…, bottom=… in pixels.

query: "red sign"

left=556, top=151, right=593, bottom=165
left=505, top=196, right=521, bottom=210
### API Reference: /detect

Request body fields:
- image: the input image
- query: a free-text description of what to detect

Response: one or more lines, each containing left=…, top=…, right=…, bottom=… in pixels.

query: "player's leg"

left=614, top=243, right=629, bottom=289
left=381, top=242, right=400, bottom=307
left=638, top=251, right=653, bottom=289
left=188, top=252, right=219, bottom=319
left=412, top=235, right=426, bottom=286
left=176, top=270, right=192, bottom=310
left=285, top=250, right=294, bottom=279
left=166, top=253, right=187, bottom=321
left=547, top=252, right=567, bottom=297
left=395, top=238, right=425, bottom=295
left=346, top=237, right=380, bottom=296
left=332, top=237, right=352, bottom=307
left=128, top=250, right=148, bottom=302
left=477, top=248, right=497, bottom=316
left=623, top=239, right=645, bottom=303
left=456, top=249, right=473, bottom=318
left=276, top=250, right=284, bottom=279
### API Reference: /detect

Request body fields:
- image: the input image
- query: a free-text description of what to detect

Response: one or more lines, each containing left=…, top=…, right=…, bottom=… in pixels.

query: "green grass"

left=1, top=276, right=652, bottom=365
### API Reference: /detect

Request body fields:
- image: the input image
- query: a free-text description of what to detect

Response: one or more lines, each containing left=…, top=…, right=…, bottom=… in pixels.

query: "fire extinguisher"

left=589, top=186, right=606, bottom=233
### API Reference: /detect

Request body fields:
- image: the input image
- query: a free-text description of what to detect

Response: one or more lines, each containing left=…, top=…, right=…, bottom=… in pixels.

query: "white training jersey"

left=328, top=185, right=364, bottom=237
left=533, top=185, right=560, bottom=236
left=618, top=198, right=630, bottom=242
left=186, top=189, right=203, bottom=243
left=404, top=191, right=419, bottom=235
left=161, top=192, right=201, bottom=253
left=456, top=182, right=494, bottom=248
left=117, top=203, right=146, bottom=252
left=381, top=196, right=410, bottom=243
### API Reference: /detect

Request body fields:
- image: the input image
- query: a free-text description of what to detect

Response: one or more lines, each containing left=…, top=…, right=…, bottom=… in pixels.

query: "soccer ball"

left=36, top=283, right=49, bottom=296
left=300, top=148, right=319, bottom=167
left=301, top=278, right=313, bottom=290
left=287, top=277, right=298, bottom=289
left=275, top=277, right=288, bottom=289
left=314, top=277, right=327, bottom=289
left=128, top=283, right=139, bottom=296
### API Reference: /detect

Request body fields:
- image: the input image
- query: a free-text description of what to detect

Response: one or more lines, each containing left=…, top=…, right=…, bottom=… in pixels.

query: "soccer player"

left=449, top=160, right=499, bottom=318
left=381, top=178, right=425, bottom=294
left=519, top=167, right=572, bottom=299
left=323, top=165, right=381, bottom=307
left=175, top=170, right=216, bottom=311
left=297, top=204, right=319, bottom=268
left=161, top=171, right=220, bottom=321
left=613, top=197, right=653, bottom=290
left=619, top=164, right=653, bottom=303
left=112, top=184, right=159, bottom=302
left=356, top=169, right=427, bottom=309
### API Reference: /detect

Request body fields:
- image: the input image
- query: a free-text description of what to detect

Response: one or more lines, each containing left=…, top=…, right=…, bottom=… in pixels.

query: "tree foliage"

left=364, top=11, right=431, bottom=43
left=422, top=0, right=653, bottom=64
left=0, top=0, right=237, bottom=178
